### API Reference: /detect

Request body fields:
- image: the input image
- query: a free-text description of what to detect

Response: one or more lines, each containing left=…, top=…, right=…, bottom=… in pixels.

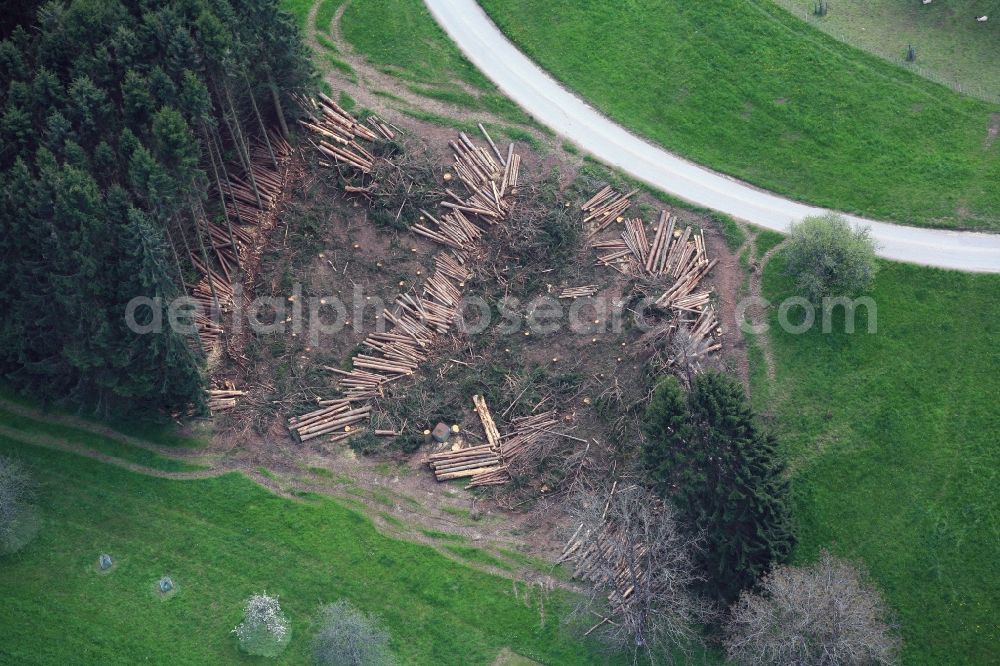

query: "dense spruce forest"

left=0, top=0, right=312, bottom=412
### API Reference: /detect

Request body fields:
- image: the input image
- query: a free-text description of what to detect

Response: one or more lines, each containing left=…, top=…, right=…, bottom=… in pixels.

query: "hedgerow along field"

left=479, top=0, right=1000, bottom=231
left=0, top=429, right=609, bottom=665
left=754, top=258, right=1000, bottom=664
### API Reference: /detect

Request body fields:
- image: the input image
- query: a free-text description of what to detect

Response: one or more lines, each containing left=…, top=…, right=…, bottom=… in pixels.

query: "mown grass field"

left=773, top=0, right=1000, bottom=99
left=754, top=259, right=1000, bottom=664
left=480, top=0, right=1000, bottom=230
left=0, top=419, right=607, bottom=664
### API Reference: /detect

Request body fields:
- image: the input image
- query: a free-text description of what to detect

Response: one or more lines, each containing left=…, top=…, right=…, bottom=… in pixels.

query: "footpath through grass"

left=755, top=259, right=1000, bottom=664
left=337, top=0, right=533, bottom=125
left=0, top=430, right=606, bottom=664
left=480, top=0, right=1000, bottom=230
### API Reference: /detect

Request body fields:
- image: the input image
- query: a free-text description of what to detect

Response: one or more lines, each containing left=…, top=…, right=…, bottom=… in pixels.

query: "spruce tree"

left=642, top=372, right=795, bottom=602
left=0, top=0, right=310, bottom=413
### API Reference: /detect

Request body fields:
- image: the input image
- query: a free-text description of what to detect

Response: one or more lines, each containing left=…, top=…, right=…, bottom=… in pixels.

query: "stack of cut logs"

left=585, top=188, right=721, bottom=358
left=427, top=395, right=559, bottom=489
left=442, top=125, right=521, bottom=225
left=334, top=257, right=466, bottom=381
left=434, top=252, right=472, bottom=283
left=412, top=126, right=523, bottom=258
left=429, top=394, right=508, bottom=487
left=501, top=411, right=559, bottom=465
left=581, top=185, right=638, bottom=235
left=427, top=445, right=503, bottom=483
left=412, top=208, right=483, bottom=250
left=206, top=387, right=244, bottom=413
left=299, top=92, right=378, bottom=172
left=287, top=400, right=372, bottom=444
left=366, top=113, right=396, bottom=140
left=289, top=250, right=472, bottom=440
left=558, top=285, right=599, bottom=299
left=192, top=131, right=294, bottom=354
left=558, top=515, right=659, bottom=617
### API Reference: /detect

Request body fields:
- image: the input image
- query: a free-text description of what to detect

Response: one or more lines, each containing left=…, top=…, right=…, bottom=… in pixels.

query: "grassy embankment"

left=752, top=258, right=1000, bottom=664
left=0, top=407, right=608, bottom=664
left=772, top=0, right=1000, bottom=101
left=480, top=0, right=1000, bottom=230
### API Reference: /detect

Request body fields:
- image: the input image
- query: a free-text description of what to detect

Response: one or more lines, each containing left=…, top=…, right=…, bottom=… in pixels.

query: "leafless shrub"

left=0, top=455, right=38, bottom=555
left=724, top=550, right=901, bottom=666
left=312, top=600, right=394, bottom=666
left=639, top=321, right=718, bottom=384
left=482, top=173, right=581, bottom=297
left=339, top=134, right=444, bottom=230
left=594, top=377, right=647, bottom=443
left=563, top=483, right=715, bottom=663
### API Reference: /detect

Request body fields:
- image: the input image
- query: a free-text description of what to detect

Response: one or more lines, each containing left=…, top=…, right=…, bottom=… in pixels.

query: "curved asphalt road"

left=424, top=0, right=1000, bottom=273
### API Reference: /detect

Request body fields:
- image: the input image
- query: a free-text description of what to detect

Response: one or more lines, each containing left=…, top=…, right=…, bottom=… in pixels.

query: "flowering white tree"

left=233, top=593, right=291, bottom=657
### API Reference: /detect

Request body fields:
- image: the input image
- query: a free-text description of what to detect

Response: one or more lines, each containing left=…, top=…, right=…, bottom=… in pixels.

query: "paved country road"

left=424, top=0, right=1000, bottom=273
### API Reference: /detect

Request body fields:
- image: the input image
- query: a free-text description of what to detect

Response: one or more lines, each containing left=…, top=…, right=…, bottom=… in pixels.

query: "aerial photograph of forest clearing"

left=1, top=0, right=997, bottom=664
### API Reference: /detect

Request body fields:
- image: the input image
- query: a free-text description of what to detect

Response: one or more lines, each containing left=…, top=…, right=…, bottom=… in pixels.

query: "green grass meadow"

left=480, top=0, right=1000, bottom=230
left=755, top=258, right=1000, bottom=664
left=773, top=0, right=1000, bottom=100
left=340, top=0, right=493, bottom=92
left=0, top=429, right=605, bottom=664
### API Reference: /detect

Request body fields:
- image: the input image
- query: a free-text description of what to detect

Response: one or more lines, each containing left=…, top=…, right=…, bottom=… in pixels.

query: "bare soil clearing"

left=200, top=64, right=744, bottom=572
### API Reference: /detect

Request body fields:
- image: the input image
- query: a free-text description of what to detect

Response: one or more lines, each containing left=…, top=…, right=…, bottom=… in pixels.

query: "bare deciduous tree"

left=0, top=455, right=37, bottom=555
left=562, top=483, right=714, bottom=663
left=312, top=600, right=394, bottom=666
left=724, top=550, right=901, bottom=666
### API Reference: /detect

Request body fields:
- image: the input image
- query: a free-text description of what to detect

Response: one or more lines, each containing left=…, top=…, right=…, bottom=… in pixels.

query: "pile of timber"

left=427, top=396, right=560, bottom=489
left=366, top=113, right=396, bottom=140
left=306, top=255, right=470, bottom=437
left=500, top=411, right=558, bottom=465
left=427, top=444, right=503, bottom=483
left=287, top=400, right=371, bottom=444
left=584, top=189, right=723, bottom=362
left=441, top=126, right=521, bottom=225
left=213, top=133, right=294, bottom=275
left=191, top=131, right=294, bottom=355
left=591, top=209, right=717, bottom=286
left=434, top=251, right=471, bottom=283
left=412, top=208, right=484, bottom=250
left=676, top=307, right=722, bottom=355
left=557, top=485, right=664, bottom=619
left=413, top=126, right=522, bottom=257
left=299, top=93, right=377, bottom=173
left=558, top=285, right=599, bottom=299
left=473, top=394, right=502, bottom=449
left=206, top=387, right=244, bottom=413
left=581, top=186, right=637, bottom=235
